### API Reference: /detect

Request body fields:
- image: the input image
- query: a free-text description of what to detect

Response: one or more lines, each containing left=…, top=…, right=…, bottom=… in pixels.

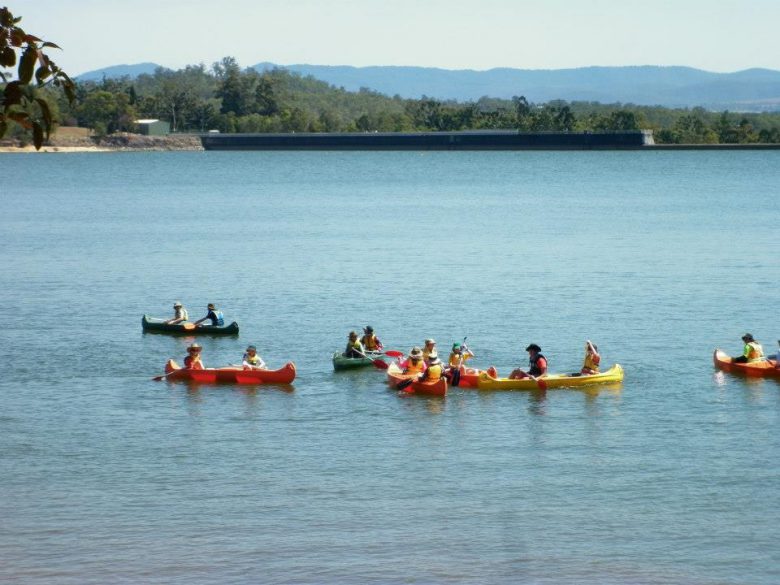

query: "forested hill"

left=57, top=60, right=780, bottom=145
left=253, top=64, right=780, bottom=111
left=78, top=62, right=780, bottom=112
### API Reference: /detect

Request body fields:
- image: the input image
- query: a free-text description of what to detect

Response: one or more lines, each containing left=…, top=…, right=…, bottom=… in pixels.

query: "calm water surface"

left=1, top=151, right=778, bottom=584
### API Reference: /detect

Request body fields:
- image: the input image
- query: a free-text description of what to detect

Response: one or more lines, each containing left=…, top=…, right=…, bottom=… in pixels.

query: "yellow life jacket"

left=361, top=334, right=379, bottom=351
left=244, top=353, right=262, bottom=366
left=405, top=359, right=425, bottom=374
left=347, top=339, right=362, bottom=351
left=746, top=341, right=764, bottom=361
left=426, top=364, right=444, bottom=381
left=448, top=352, right=470, bottom=367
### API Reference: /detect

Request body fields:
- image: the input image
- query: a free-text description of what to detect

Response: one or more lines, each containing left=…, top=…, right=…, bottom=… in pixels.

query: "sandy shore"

left=0, top=132, right=204, bottom=153
left=0, top=145, right=115, bottom=153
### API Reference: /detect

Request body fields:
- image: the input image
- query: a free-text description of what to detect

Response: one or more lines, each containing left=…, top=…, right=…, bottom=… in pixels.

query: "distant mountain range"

left=77, top=62, right=780, bottom=112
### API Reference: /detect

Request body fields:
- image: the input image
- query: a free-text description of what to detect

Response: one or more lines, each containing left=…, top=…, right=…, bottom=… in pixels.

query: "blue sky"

left=20, top=0, right=780, bottom=75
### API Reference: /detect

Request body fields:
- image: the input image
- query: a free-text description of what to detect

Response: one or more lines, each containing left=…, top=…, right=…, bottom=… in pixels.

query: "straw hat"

left=409, top=347, right=423, bottom=359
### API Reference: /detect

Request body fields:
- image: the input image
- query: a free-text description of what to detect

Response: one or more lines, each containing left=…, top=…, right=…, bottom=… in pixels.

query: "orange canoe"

left=386, top=363, right=447, bottom=396
left=713, top=350, right=780, bottom=379
left=163, top=359, right=296, bottom=384
left=452, top=366, right=497, bottom=387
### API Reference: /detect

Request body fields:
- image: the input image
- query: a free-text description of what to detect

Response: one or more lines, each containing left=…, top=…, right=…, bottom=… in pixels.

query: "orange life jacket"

left=405, top=359, right=425, bottom=375
left=361, top=334, right=380, bottom=351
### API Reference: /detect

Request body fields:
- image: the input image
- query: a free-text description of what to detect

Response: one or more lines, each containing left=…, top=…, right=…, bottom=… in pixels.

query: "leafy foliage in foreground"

left=48, top=57, right=780, bottom=144
left=1, top=7, right=75, bottom=148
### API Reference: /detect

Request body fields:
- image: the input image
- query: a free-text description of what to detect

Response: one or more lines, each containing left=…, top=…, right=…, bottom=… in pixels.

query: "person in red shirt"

left=183, top=343, right=204, bottom=369
left=509, top=344, right=547, bottom=379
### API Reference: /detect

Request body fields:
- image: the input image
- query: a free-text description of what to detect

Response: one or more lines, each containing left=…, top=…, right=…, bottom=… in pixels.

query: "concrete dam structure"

left=200, top=130, right=656, bottom=151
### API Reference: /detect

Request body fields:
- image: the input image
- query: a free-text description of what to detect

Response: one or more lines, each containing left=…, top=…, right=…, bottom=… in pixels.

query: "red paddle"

left=371, top=349, right=403, bottom=369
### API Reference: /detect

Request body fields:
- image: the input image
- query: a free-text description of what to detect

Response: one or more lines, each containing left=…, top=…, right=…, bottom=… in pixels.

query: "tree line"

left=17, top=57, right=780, bottom=144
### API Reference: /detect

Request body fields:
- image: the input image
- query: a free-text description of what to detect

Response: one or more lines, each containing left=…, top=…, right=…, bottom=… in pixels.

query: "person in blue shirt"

left=194, top=303, right=224, bottom=327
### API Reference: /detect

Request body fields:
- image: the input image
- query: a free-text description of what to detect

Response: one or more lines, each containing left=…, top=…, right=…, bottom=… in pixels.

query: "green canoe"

left=141, top=314, right=239, bottom=335
left=332, top=351, right=383, bottom=371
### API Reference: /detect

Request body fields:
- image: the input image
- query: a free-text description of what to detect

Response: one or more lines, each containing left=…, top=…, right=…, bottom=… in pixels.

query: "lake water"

left=1, top=150, right=778, bottom=585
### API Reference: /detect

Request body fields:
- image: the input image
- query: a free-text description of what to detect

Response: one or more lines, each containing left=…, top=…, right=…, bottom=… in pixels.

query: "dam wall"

left=200, top=130, right=655, bottom=151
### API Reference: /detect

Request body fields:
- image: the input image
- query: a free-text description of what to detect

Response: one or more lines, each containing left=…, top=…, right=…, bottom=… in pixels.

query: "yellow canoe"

left=476, top=364, right=624, bottom=390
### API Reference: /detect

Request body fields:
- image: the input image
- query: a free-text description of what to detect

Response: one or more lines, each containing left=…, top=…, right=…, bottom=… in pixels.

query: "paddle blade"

left=152, top=374, right=165, bottom=381
left=384, top=350, right=404, bottom=358
left=536, top=378, right=548, bottom=391
left=373, top=359, right=389, bottom=370
left=182, top=323, right=195, bottom=330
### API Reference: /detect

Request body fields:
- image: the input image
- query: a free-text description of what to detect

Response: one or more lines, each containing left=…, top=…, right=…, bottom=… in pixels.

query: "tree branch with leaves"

left=1, top=6, right=75, bottom=149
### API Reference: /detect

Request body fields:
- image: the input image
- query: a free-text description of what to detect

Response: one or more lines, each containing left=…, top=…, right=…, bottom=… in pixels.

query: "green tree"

left=254, top=76, right=279, bottom=116
left=1, top=7, right=75, bottom=148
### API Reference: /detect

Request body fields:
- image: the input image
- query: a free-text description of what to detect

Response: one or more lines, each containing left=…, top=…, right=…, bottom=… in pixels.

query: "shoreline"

left=2, top=135, right=779, bottom=153
left=0, top=132, right=204, bottom=153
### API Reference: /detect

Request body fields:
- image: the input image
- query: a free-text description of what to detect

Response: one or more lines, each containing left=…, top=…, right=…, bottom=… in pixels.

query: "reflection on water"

left=2, top=151, right=779, bottom=585
left=526, top=390, right=548, bottom=416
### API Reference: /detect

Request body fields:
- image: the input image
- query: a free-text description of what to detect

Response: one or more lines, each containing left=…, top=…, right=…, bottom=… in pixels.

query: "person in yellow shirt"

left=447, top=342, right=474, bottom=386
left=422, top=339, right=437, bottom=363
left=734, top=333, right=763, bottom=363
left=344, top=331, right=366, bottom=359
left=420, top=354, right=445, bottom=382
left=242, top=345, right=266, bottom=370
left=360, top=326, right=383, bottom=352
left=580, top=340, right=601, bottom=375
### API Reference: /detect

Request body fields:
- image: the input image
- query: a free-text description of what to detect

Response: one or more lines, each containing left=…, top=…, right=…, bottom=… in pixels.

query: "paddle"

left=182, top=322, right=195, bottom=330
left=397, top=375, right=419, bottom=391
left=371, top=349, right=405, bottom=370
left=152, top=369, right=176, bottom=381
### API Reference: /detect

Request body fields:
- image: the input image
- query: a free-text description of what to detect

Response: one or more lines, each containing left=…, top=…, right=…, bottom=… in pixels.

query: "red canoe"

left=386, top=363, right=447, bottom=396
left=713, top=349, right=780, bottom=379
left=164, top=359, right=296, bottom=384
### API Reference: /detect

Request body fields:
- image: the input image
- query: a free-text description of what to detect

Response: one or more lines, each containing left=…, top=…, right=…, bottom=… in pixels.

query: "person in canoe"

left=165, top=301, right=189, bottom=325
left=422, top=339, right=437, bottom=364
left=734, top=333, right=764, bottom=363
left=242, top=345, right=266, bottom=370
left=580, top=340, right=601, bottom=375
left=509, top=344, right=548, bottom=380
left=360, top=326, right=383, bottom=353
left=447, top=342, right=475, bottom=385
left=194, top=303, right=225, bottom=328
left=401, top=347, right=427, bottom=375
left=184, top=343, right=204, bottom=369
left=344, top=331, right=367, bottom=358
left=419, top=354, right=445, bottom=382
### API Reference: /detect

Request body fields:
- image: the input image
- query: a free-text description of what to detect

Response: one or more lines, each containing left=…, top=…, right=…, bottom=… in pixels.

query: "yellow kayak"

left=476, top=364, right=624, bottom=390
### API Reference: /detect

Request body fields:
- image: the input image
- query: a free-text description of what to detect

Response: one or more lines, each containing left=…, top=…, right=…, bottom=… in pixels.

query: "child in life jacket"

left=242, top=345, right=266, bottom=370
